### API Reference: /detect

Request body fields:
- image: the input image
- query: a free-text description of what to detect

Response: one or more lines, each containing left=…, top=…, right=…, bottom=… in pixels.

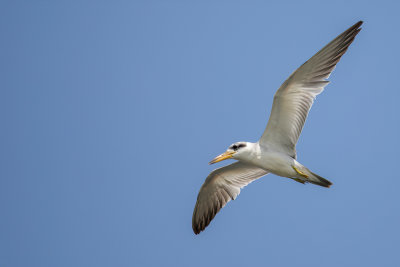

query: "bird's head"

left=209, top=142, right=253, bottom=164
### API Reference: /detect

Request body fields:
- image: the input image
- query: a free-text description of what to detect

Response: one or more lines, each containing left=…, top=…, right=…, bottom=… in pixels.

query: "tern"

left=192, top=21, right=363, bottom=234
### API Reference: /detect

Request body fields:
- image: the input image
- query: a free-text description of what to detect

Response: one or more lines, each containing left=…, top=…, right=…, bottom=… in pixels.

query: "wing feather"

left=192, top=162, right=269, bottom=234
left=259, top=21, right=363, bottom=156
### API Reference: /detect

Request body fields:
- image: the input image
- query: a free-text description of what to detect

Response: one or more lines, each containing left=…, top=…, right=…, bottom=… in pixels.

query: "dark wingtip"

left=352, top=21, right=363, bottom=29
left=192, top=225, right=201, bottom=235
left=346, top=21, right=363, bottom=33
left=354, top=21, right=363, bottom=32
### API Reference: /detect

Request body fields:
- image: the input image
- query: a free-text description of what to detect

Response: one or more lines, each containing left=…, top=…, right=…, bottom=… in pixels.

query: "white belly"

left=248, top=149, right=298, bottom=178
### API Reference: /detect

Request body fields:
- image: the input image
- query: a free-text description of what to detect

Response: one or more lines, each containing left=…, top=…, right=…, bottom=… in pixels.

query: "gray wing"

left=259, top=21, right=363, bottom=157
left=192, top=162, right=269, bottom=234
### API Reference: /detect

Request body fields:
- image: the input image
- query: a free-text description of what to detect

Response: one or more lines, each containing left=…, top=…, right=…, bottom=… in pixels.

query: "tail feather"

left=308, top=171, right=332, bottom=188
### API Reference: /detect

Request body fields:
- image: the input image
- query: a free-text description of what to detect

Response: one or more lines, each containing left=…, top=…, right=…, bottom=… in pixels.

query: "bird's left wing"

left=259, top=21, right=362, bottom=157
left=192, top=162, right=269, bottom=234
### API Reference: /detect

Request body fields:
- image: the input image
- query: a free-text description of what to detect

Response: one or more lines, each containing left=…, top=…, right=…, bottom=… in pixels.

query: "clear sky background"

left=1, top=1, right=399, bottom=266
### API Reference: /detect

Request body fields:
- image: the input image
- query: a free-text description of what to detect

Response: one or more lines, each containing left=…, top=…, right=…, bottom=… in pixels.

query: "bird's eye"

left=232, top=145, right=238, bottom=150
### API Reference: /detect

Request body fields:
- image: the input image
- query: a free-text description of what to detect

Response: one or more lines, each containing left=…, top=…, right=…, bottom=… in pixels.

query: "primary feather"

left=260, top=21, right=362, bottom=157
left=192, top=162, right=268, bottom=234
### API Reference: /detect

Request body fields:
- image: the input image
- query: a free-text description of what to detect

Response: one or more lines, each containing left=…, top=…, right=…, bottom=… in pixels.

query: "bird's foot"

left=292, top=166, right=309, bottom=178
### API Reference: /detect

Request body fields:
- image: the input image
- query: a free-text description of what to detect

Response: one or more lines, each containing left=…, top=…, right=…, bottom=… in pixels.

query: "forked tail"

left=308, top=171, right=332, bottom=188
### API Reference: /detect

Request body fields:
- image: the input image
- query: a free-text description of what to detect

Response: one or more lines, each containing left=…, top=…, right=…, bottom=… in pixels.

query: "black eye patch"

left=231, top=143, right=246, bottom=151
left=237, top=144, right=246, bottom=149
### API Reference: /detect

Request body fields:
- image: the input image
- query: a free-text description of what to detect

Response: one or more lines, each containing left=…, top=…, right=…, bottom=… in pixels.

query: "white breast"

left=250, top=144, right=297, bottom=178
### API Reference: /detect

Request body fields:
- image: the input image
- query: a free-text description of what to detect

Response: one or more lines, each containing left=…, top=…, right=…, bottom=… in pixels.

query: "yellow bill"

left=209, top=151, right=235, bottom=165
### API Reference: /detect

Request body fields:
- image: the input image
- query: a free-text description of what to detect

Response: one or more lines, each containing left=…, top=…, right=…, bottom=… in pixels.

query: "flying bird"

left=192, top=21, right=363, bottom=234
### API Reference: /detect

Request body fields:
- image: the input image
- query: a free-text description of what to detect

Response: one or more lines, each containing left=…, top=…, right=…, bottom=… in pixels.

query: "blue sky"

left=1, top=1, right=400, bottom=266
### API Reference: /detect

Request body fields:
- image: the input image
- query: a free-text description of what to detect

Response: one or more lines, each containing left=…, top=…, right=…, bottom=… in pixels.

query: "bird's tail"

left=307, top=171, right=332, bottom=188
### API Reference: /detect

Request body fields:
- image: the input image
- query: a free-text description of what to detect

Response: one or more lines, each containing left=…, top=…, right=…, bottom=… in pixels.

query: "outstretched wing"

left=259, top=21, right=362, bottom=157
left=192, top=162, right=269, bottom=234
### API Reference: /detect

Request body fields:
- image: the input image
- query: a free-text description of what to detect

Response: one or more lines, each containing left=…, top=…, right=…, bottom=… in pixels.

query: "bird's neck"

left=237, top=142, right=261, bottom=164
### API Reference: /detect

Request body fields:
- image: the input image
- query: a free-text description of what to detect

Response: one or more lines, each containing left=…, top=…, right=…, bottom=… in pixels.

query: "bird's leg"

left=292, top=166, right=309, bottom=178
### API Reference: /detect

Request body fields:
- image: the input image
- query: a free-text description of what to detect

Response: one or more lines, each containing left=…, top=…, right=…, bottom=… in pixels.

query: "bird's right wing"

left=192, top=162, right=269, bottom=234
left=259, top=21, right=363, bottom=157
